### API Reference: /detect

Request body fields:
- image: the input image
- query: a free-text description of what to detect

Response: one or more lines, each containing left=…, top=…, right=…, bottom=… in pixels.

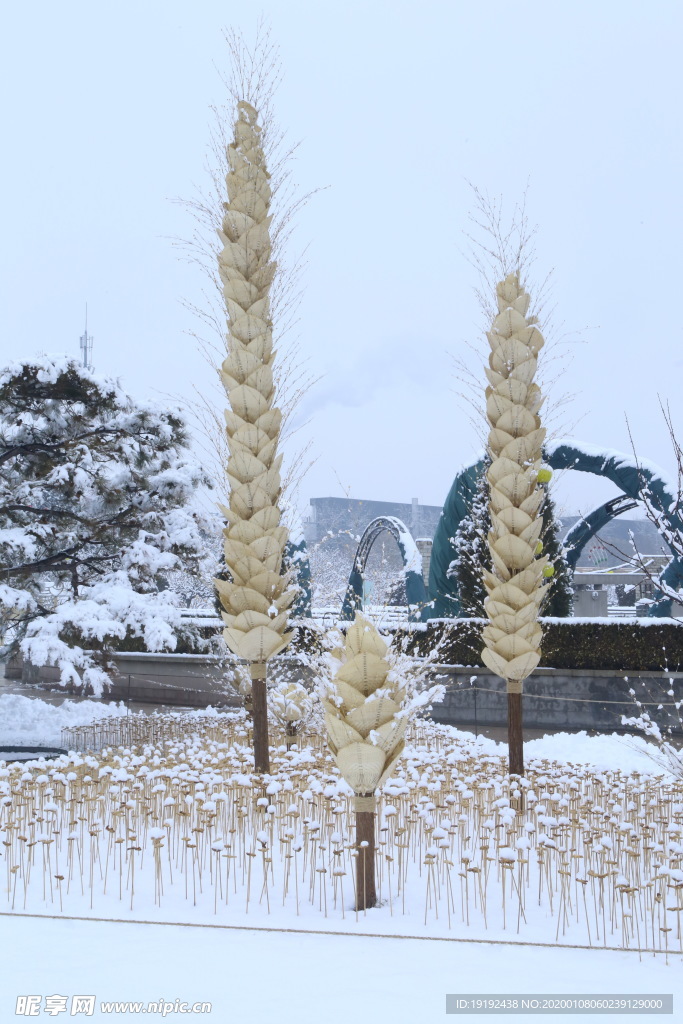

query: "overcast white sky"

left=2, top=0, right=682, bottom=525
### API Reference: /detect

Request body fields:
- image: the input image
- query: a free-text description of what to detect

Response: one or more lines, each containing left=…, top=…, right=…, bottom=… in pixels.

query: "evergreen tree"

left=540, top=490, right=573, bottom=616
left=448, top=463, right=491, bottom=617
left=0, top=355, right=209, bottom=692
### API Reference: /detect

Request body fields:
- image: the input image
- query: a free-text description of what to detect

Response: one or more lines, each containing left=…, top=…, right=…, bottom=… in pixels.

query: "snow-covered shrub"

left=0, top=355, right=210, bottom=693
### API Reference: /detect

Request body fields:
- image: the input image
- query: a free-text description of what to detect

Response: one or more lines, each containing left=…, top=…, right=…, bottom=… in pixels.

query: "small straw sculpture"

left=324, top=615, right=417, bottom=909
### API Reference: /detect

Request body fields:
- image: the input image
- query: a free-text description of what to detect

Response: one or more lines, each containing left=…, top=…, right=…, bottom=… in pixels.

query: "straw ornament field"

left=1, top=713, right=681, bottom=955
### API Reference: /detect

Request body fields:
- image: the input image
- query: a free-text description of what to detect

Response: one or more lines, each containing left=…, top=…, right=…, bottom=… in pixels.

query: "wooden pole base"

left=507, top=689, right=524, bottom=777
left=251, top=666, right=270, bottom=775
left=355, top=808, right=377, bottom=910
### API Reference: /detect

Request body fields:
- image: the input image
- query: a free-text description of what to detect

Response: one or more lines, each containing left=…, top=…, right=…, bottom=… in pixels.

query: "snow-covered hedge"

left=394, top=618, right=683, bottom=672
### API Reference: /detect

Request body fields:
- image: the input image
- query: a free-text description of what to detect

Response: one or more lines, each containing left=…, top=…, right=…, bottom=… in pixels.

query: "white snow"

left=0, top=693, right=129, bottom=748
left=1, top=915, right=680, bottom=1024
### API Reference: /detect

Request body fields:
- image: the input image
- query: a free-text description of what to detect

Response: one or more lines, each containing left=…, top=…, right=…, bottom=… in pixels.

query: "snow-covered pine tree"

left=0, top=355, right=209, bottom=693
left=539, top=490, right=573, bottom=616
left=449, top=463, right=492, bottom=617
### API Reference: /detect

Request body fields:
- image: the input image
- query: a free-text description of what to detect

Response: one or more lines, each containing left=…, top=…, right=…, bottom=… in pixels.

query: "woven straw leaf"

left=493, top=308, right=528, bottom=337
left=497, top=275, right=520, bottom=304
left=493, top=634, right=536, bottom=661
left=223, top=410, right=247, bottom=437
left=227, top=625, right=292, bottom=662
left=487, top=612, right=519, bottom=635
left=488, top=457, right=524, bottom=486
left=526, top=383, right=544, bottom=415
left=493, top=535, right=535, bottom=571
left=495, top=582, right=533, bottom=610
left=222, top=348, right=261, bottom=384
left=486, top=392, right=515, bottom=424
left=347, top=696, right=399, bottom=737
left=485, top=367, right=505, bottom=388
left=509, top=357, right=538, bottom=386
left=489, top=485, right=514, bottom=512
left=497, top=506, right=534, bottom=533
left=249, top=534, right=284, bottom=563
left=249, top=262, right=276, bottom=290
left=336, top=653, right=390, bottom=696
left=335, top=680, right=366, bottom=711
left=509, top=565, right=544, bottom=595
left=499, top=433, right=542, bottom=464
left=345, top=616, right=388, bottom=658
left=378, top=740, right=406, bottom=789
left=490, top=336, right=530, bottom=369
left=496, top=405, right=538, bottom=438
left=244, top=333, right=274, bottom=364
left=228, top=384, right=270, bottom=422
left=519, top=489, right=545, bottom=517
left=223, top=276, right=261, bottom=311
left=516, top=325, right=545, bottom=353
left=230, top=483, right=273, bottom=519
left=249, top=570, right=286, bottom=599
left=481, top=647, right=510, bottom=678
left=484, top=599, right=516, bottom=621
left=254, top=409, right=282, bottom=439
left=250, top=506, right=282, bottom=531
left=495, top=472, right=535, bottom=505
left=482, top=626, right=507, bottom=646
left=221, top=209, right=256, bottom=241
left=224, top=552, right=263, bottom=586
left=230, top=424, right=270, bottom=457
left=231, top=314, right=270, bottom=344
left=505, top=650, right=540, bottom=681
left=228, top=450, right=267, bottom=484
left=325, top=714, right=363, bottom=751
left=489, top=548, right=512, bottom=581
left=371, top=716, right=408, bottom=755
left=487, top=427, right=516, bottom=455
left=215, top=582, right=271, bottom=616
left=519, top=518, right=544, bottom=546
left=233, top=609, right=288, bottom=633
left=230, top=189, right=268, bottom=221
left=335, top=743, right=385, bottom=795
left=518, top=622, right=543, bottom=646
left=494, top=378, right=529, bottom=405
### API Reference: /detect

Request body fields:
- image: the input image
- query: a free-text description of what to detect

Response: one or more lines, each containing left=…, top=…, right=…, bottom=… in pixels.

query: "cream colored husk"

left=325, top=614, right=407, bottom=803
left=214, top=100, right=294, bottom=664
left=481, top=272, right=547, bottom=692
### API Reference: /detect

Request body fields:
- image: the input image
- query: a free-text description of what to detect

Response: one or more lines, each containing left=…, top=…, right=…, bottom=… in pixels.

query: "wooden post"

left=355, top=797, right=377, bottom=910
left=251, top=662, right=270, bottom=775
left=507, top=687, right=524, bottom=777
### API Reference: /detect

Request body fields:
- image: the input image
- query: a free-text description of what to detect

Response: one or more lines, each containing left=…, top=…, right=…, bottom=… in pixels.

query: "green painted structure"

left=427, top=441, right=683, bottom=619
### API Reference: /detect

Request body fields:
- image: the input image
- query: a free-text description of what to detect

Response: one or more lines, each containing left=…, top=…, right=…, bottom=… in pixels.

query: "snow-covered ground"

left=0, top=692, right=130, bottom=748
left=1, top=696, right=681, bottom=1023
left=2, top=913, right=680, bottom=1024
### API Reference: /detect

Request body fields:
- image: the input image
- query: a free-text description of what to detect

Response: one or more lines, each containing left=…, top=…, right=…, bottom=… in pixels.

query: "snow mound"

left=0, top=694, right=129, bottom=748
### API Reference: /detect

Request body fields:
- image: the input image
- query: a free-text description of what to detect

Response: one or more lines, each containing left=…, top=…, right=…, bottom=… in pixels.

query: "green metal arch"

left=427, top=440, right=683, bottom=619
left=341, top=516, right=427, bottom=622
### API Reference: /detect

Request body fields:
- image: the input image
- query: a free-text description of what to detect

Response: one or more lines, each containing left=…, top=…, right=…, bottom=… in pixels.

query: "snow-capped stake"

left=482, top=272, right=548, bottom=776
left=214, top=100, right=294, bottom=774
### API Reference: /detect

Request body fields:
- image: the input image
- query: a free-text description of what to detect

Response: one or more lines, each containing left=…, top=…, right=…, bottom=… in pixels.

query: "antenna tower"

left=80, top=305, right=94, bottom=371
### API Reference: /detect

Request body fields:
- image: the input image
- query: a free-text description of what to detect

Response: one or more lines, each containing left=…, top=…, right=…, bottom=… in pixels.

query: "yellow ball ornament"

left=535, top=541, right=543, bottom=555
left=542, top=565, right=555, bottom=578
left=537, top=468, right=553, bottom=483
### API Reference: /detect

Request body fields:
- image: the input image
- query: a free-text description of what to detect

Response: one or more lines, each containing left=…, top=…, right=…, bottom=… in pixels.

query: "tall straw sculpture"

left=324, top=613, right=407, bottom=909
left=214, top=100, right=294, bottom=774
left=481, top=272, right=549, bottom=776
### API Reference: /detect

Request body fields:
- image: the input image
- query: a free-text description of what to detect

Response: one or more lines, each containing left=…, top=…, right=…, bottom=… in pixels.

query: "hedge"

left=391, top=618, right=683, bottom=673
